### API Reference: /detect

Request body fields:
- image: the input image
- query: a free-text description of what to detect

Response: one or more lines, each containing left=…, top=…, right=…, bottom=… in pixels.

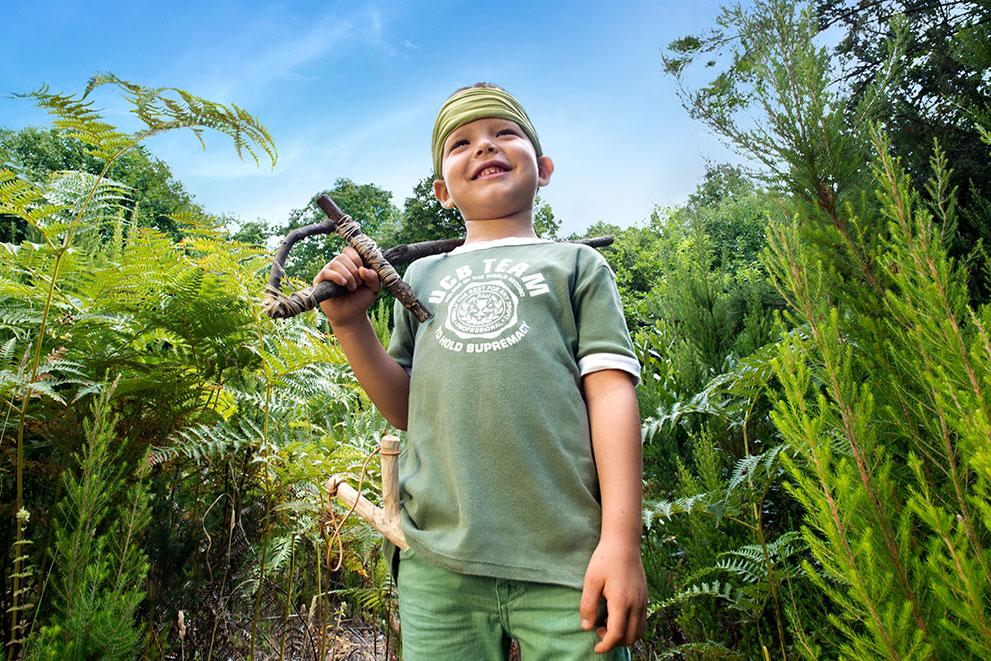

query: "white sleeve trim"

left=578, top=353, right=641, bottom=386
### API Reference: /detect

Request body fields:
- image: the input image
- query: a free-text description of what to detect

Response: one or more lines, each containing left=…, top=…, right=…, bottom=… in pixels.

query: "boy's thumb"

left=579, top=575, right=603, bottom=631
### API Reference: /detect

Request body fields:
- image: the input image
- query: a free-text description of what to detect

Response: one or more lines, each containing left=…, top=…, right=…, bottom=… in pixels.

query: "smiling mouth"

left=472, top=163, right=511, bottom=179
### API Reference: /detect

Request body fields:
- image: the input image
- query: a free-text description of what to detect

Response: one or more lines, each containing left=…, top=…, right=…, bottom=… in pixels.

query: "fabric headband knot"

left=431, top=86, right=542, bottom=178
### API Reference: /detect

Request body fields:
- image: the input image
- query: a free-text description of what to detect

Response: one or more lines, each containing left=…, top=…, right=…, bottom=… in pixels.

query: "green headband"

left=431, top=86, right=542, bottom=178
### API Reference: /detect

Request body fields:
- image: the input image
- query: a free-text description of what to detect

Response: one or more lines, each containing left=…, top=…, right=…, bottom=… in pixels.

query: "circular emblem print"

left=445, top=280, right=519, bottom=340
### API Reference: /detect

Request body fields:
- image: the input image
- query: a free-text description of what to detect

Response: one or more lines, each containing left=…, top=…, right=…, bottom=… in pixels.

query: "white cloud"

left=159, top=2, right=407, bottom=105
left=195, top=17, right=354, bottom=102
left=368, top=7, right=383, bottom=41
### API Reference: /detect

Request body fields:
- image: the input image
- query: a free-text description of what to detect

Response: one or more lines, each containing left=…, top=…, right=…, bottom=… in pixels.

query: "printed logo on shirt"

left=427, top=256, right=550, bottom=353
left=447, top=280, right=518, bottom=339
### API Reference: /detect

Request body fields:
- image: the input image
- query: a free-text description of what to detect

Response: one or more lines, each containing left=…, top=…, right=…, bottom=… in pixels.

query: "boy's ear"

left=537, top=155, right=554, bottom=187
left=433, top=178, right=456, bottom=209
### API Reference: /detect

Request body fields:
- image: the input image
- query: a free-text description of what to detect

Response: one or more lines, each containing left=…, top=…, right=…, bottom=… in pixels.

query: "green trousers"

left=397, top=548, right=632, bottom=660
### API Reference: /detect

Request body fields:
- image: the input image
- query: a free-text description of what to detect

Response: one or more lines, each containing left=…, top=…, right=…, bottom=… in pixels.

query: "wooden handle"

left=325, top=435, right=407, bottom=550
left=380, top=436, right=401, bottom=525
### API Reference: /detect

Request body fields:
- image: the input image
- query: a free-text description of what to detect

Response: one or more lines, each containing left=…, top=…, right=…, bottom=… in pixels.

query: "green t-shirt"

left=387, top=237, right=639, bottom=589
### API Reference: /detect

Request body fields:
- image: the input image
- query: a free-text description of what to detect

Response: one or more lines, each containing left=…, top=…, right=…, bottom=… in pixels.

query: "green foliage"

left=641, top=422, right=805, bottom=658
left=5, top=4, right=987, bottom=655
left=761, top=128, right=991, bottom=658
left=0, top=73, right=279, bottom=655
left=0, top=127, right=202, bottom=240
left=619, top=160, right=790, bottom=658
left=816, top=0, right=991, bottom=300
left=393, top=174, right=465, bottom=246
left=583, top=164, right=775, bottom=333
left=392, top=173, right=560, bottom=247
left=26, top=73, right=276, bottom=168
left=665, top=0, right=905, bottom=305
left=0, top=75, right=398, bottom=657
left=230, top=219, right=275, bottom=247
left=532, top=194, right=560, bottom=239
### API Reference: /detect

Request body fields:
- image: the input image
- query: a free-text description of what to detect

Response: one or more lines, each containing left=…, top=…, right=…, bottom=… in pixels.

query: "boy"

left=314, top=84, right=646, bottom=659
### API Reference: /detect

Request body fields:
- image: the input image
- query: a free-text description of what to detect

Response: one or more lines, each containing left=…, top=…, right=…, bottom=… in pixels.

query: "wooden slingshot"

left=264, top=194, right=614, bottom=548
left=262, top=194, right=614, bottom=322
left=264, top=195, right=436, bottom=322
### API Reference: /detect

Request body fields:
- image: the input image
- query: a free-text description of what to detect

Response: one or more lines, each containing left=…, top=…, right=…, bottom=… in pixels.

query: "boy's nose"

left=475, top=139, right=496, bottom=156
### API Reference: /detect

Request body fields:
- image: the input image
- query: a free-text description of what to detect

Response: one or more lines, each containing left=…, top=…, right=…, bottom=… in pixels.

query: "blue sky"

left=1, top=0, right=739, bottom=236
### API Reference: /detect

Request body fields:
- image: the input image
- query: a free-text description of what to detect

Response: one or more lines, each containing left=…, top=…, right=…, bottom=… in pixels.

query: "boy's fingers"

left=313, top=265, right=347, bottom=288
left=624, top=605, right=642, bottom=646
left=578, top=577, right=602, bottom=631
left=329, top=262, right=359, bottom=291
left=324, top=255, right=367, bottom=291
left=593, top=605, right=628, bottom=654
left=340, top=247, right=364, bottom=271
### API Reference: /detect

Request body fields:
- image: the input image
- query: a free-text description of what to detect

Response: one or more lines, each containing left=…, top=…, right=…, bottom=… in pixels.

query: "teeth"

left=478, top=167, right=504, bottom=177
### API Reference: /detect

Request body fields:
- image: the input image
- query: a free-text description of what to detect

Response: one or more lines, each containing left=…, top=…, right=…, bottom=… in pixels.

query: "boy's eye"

left=497, top=129, right=518, bottom=137
left=448, top=139, right=468, bottom=152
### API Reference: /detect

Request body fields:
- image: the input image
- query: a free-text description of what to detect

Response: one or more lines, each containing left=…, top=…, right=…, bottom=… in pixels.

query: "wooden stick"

left=380, top=436, right=401, bottom=526
left=263, top=195, right=432, bottom=321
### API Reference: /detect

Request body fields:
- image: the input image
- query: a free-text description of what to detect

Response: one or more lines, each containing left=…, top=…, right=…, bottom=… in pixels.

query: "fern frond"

left=643, top=492, right=712, bottom=529
left=20, top=85, right=132, bottom=163
left=725, top=444, right=785, bottom=495
left=656, top=641, right=742, bottom=660
left=85, top=73, right=277, bottom=168
left=329, top=585, right=388, bottom=614
left=45, top=170, right=131, bottom=242
left=261, top=535, right=295, bottom=576
left=0, top=336, right=18, bottom=361
left=0, top=304, right=44, bottom=336
left=713, top=556, right=764, bottom=584
left=0, top=167, right=66, bottom=231
left=654, top=579, right=743, bottom=611
left=149, top=417, right=264, bottom=467
left=6, top=531, right=35, bottom=646
left=167, top=208, right=227, bottom=238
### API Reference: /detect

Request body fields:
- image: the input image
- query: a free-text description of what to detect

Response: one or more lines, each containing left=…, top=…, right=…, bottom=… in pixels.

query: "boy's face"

left=433, top=117, right=553, bottom=221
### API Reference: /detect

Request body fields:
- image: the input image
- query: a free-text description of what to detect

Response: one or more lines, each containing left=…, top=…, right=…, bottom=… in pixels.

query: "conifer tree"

left=26, top=381, right=151, bottom=659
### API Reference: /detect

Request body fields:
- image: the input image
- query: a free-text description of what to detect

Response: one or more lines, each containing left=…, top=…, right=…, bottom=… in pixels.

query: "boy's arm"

left=314, top=247, right=411, bottom=430
left=579, top=368, right=647, bottom=654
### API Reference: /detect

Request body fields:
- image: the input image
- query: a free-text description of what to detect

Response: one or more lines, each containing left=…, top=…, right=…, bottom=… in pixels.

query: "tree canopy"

left=816, top=0, right=991, bottom=297
left=0, top=127, right=204, bottom=241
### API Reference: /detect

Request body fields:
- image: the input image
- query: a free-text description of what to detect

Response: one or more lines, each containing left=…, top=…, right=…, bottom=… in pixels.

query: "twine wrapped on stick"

left=264, top=195, right=434, bottom=321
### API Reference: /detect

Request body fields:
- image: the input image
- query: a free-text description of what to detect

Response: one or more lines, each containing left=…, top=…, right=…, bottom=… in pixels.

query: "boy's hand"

left=313, top=247, right=382, bottom=327
left=579, top=537, right=647, bottom=654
